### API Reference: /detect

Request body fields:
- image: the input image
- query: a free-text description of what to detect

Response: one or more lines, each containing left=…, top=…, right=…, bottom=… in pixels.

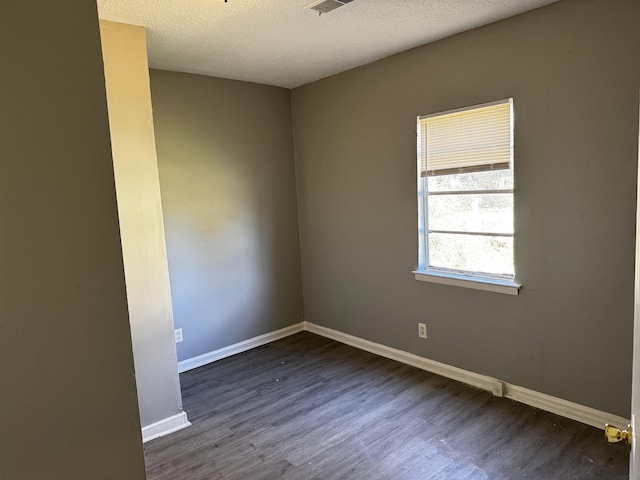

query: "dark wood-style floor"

left=144, top=332, right=629, bottom=479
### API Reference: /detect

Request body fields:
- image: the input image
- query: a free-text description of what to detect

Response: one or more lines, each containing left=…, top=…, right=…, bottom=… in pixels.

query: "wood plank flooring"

left=144, top=332, right=629, bottom=479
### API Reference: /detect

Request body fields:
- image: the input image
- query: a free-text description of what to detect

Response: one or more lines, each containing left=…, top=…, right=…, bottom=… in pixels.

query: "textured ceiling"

left=97, top=0, right=559, bottom=89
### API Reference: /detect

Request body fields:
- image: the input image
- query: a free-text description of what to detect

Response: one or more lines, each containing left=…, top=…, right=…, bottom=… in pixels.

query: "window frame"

left=414, top=98, right=521, bottom=295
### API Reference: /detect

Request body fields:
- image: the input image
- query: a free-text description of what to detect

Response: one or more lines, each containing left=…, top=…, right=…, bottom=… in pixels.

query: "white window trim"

left=413, top=269, right=521, bottom=295
left=415, top=98, right=520, bottom=295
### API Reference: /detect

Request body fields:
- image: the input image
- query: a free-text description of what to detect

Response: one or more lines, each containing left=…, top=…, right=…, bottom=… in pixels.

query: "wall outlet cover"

left=418, top=323, right=427, bottom=339
left=174, top=328, right=184, bottom=343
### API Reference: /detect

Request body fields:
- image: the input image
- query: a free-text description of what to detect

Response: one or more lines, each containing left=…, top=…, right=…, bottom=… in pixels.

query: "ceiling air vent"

left=305, top=0, right=354, bottom=15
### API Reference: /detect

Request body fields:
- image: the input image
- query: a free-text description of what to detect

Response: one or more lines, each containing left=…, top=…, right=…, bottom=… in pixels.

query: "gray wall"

left=291, top=0, right=640, bottom=417
left=0, top=2, right=146, bottom=479
left=150, top=70, right=304, bottom=361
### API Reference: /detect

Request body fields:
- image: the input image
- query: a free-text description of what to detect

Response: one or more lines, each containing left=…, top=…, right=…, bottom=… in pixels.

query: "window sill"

left=413, top=270, right=521, bottom=296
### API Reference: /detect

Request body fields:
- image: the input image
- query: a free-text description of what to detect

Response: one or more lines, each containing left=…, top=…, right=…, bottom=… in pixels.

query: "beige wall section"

left=100, top=21, right=185, bottom=428
left=0, top=3, right=146, bottom=480
left=292, top=0, right=640, bottom=417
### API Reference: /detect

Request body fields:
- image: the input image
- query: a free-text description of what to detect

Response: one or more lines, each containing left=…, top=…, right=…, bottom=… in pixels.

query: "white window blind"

left=419, top=99, right=513, bottom=177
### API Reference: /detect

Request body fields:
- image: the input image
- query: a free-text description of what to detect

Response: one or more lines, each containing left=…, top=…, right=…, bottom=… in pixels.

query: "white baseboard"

left=304, top=321, right=630, bottom=430
left=177, top=322, right=305, bottom=373
left=304, top=321, right=504, bottom=397
left=175, top=320, right=629, bottom=430
left=504, top=384, right=630, bottom=430
left=142, top=411, right=191, bottom=443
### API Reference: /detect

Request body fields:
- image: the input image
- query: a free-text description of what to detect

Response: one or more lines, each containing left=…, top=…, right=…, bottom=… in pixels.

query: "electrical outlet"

left=418, top=323, right=427, bottom=339
left=174, top=328, right=183, bottom=343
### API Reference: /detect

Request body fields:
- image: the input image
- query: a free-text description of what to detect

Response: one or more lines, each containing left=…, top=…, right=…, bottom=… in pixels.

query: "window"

left=414, top=98, right=520, bottom=295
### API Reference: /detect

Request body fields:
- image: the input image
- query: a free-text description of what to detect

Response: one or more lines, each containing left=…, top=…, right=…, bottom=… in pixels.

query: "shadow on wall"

left=150, top=69, right=303, bottom=364
left=161, top=156, right=270, bottom=355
